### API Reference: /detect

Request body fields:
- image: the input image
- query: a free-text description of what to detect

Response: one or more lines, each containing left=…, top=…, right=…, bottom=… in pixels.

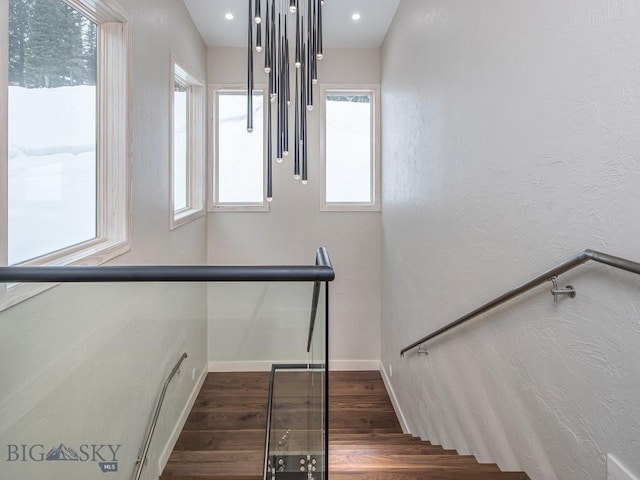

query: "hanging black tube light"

left=264, top=0, right=271, bottom=74
left=248, top=0, right=324, bottom=199
left=247, top=0, right=254, bottom=132
left=316, top=0, right=323, bottom=59
left=294, top=66, right=300, bottom=179
left=267, top=87, right=273, bottom=201
left=301, top=42, right=308, bottom=184
left=256, top=19, right=262, bottom=53
left=255, top=0, right=261, bottom=23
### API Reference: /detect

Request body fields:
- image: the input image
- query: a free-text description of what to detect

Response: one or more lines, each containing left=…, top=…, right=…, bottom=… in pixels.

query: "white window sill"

left=170, top=207, right=205, bottom=230
left=0, top=239, right=131, bottom=313
left=321, top=203, right=381, bottom=212
left=208, top=203, right=270, bottom=213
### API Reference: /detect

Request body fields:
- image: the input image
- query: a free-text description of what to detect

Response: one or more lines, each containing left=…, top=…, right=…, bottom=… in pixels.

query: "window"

left=210, top=86, right=266, bottom=211
left=170, top=59, right=205, bottom=229
left=1, top=0, right=131, bottom=309
left=321, top=85, right=380, bottom=211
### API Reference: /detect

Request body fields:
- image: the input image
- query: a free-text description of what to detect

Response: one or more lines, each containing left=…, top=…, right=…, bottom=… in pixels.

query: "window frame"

left=169, top=56, right=205, bottom=229
left=320, top=84, right=381, bottom=212
left=208, top=84, right=269, bottom=212
left=0, top=0, right=131, bottom=310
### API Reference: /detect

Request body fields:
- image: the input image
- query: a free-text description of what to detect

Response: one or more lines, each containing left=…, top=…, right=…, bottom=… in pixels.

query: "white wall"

left=207, top=48, right=382, bottom=370
left=381, top=1, right=640, bottom=479
left=0, top=1, right=208, bottom=479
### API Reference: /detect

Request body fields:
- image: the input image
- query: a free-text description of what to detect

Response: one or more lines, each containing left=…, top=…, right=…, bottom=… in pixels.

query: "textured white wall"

left=381, top=1, right=640, bottom=479
left=0, top=1, right=208, bottom=479
left=207, top=48, right=382, bottom=369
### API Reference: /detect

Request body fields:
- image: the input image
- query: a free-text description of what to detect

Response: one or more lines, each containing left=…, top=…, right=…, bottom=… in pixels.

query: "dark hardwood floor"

left=160, top=371, right=529, bottom=480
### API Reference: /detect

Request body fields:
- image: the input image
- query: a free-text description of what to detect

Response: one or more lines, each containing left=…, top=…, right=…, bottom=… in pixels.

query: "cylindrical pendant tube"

left=306, top=34, right=313, bottom=107
left=264, top=0, right=271, bottom=73
left=317, top=0, right=323, bottom=59
left=285, top=17, right=291, bottom=104
left=247, top=0, right=254, bottom=132
left=295, top=8, right=301, bottom=68
left=306, top=1, right=313, bottom=109
left=270, top=1, right=276, bottom=94
left=255, top=0, right=261, bottom=23
left=311, top=0, right=318, bottom=83
left=282, top=23, right=291, bottom=157
left=276, top=15, right=283, bottom=161
left=267, top=87, right=273, bottom=200
left=256, top=20, right=262, bottom=52
left=294, top=66, right=300, bottom=178
left=301, top=43, right=308, bottom=182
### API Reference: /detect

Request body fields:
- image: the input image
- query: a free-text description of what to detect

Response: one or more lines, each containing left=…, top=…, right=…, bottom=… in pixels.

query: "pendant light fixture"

left=248, top=0, right=325, bottom=201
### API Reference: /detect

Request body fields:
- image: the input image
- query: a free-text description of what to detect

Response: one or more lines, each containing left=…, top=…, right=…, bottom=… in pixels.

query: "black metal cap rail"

left=401, top=249, right=640, bottom=357
left=0, top=247, right=335, bottom=283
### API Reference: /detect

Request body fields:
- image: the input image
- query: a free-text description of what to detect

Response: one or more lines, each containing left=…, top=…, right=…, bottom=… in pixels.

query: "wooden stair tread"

left=330, top=454, right=498, bottom=470
left=183, top=411, right=267, bottom=430
left=173, top=430, right=265, bottom=451
left=164, top=451, right=263, bottom=476
left=330, top=432, right=429, bottom=442
left=330, top=428, right=405, bottom=434
left=161, top=371, right=529, bottom=480
left=330, top=472, right=530, bottom=480
left=331, top=445, right=456, bottom=455
left=192, top=395, right=268, bottom=412
left=331, top=438, right=431, bottom=445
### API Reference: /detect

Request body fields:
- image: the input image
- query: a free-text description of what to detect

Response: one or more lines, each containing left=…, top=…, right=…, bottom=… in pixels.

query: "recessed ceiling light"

left=225, top=12, right=234, bottom=20
left=351, top=13, right=361, bottom=21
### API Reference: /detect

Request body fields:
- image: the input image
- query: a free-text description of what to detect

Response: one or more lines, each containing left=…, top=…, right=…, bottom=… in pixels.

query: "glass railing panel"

left=0, top=281, right=208, bottom=480
left=309, top=281, right=327, bottom=480
left=0, top=249, right=333, bottom=480
left=208, top=282, right=316, bottom=366
left=265, top=281, right=327, bottom=480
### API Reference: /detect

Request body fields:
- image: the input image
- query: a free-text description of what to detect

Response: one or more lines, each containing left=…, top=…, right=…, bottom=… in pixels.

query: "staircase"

left=161, top=371, right=267, bottom=480
left=161, top=371, right=529, bottom=480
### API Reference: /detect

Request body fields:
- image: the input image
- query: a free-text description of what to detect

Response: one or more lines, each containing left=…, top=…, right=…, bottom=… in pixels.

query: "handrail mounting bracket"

left=550, top=276, right=576, bottom=302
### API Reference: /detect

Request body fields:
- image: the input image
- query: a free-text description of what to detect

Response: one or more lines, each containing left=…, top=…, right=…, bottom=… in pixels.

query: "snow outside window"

left=7, top=0, right=98, bottom=265
left=1, top=0, right=131, bottom=310
left=170, top=60, right=205, bottom=229
left=211, top=88, right=266, bottom=211
left=321, top=86, right=380, bottom=211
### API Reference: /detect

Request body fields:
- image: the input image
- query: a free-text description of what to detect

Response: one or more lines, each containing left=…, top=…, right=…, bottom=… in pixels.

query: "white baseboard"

left=157, top=364, right=208, bottom=474
left=208, top=359, right=381, bottom=372
left=379, top=361, right=410, bottom=434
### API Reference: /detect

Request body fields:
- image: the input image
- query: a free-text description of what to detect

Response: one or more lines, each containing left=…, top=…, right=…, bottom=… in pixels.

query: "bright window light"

left=214, top=90, right=265, bottom=207
left=8, top=0, right=98, bottom=264
left=322, top=86, right=380, bottom=211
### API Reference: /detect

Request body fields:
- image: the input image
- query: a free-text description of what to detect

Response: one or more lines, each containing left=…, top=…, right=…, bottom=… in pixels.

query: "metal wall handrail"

left=133, top=352, right=187, bottom=480
left=401, top=249, right=640, bottom=357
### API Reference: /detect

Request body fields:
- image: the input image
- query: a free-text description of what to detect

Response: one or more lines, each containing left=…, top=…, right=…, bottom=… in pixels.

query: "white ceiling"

left=182, top=0, right=401, bottom=49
